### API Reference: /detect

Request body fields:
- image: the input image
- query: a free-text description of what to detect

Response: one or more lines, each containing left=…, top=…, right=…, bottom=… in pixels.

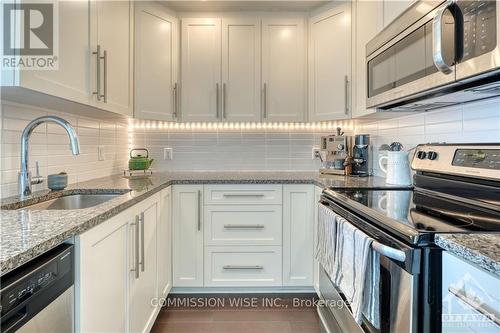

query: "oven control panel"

left=412, top=144, right=500, bottom=180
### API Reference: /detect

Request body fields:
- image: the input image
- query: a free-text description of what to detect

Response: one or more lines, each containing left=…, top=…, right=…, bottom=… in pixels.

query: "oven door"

left=455, top=0, right=500, bottom=81
left=366, top=1, right=460, bottom=110
left=317, top=198, right=421, bottom=333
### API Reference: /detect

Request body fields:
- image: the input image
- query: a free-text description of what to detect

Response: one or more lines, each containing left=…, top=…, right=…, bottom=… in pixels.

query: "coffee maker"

left=319, top=129, right=351, bottom=175
left=351, top=134, right=371, bottom=177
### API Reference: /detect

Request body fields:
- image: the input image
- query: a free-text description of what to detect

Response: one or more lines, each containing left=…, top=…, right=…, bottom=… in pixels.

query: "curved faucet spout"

left=19, top=116, right=80, bottom=197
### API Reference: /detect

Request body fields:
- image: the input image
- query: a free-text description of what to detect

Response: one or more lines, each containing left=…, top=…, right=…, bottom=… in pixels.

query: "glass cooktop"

left=327, top=189, right=500, bottom=235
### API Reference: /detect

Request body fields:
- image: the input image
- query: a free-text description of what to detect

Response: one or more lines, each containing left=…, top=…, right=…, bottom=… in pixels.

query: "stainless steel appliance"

left=317, top=143, right=500, bottom=333
left=351, top=134, right=372, bottom=177
left=0, top=244, right=74, bottom=333
left=366, top=0, right=500, bottom=111
left=320, top=132, right=352, bottom=175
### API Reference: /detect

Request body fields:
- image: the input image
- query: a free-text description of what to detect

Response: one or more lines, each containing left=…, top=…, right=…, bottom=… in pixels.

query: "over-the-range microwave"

left=366, top=0, right=500, bottom=111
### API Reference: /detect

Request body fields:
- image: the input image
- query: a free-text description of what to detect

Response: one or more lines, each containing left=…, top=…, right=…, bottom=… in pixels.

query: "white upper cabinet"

left=352, top=0, right=384, bottom=118
left=6, top=0, right=91, bottom=105
left=383, top=0, right=414, bottom=27
left=135, top=2, right=179, bottom=121
left=181, top=18, right=221, bottom=122
left=91, top=0, right=133, bottom=116
left=221, top=18, right=261, bottom=122
left=309, top=4, right=352, bottom=121
left=262, top=18, right=306, bottom=122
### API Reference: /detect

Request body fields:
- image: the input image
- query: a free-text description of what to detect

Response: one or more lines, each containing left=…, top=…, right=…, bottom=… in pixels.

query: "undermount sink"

left=25, top=193, right=125, bottom=210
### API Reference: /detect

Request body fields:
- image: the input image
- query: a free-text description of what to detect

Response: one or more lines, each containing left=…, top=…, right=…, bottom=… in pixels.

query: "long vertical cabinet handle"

left=344, top=75, right=349, bottom=115
left=262, top=83, right=267, bottom=119
left=197, top=190, right=202, bottom=231
left=173, top=83, right=178, bottom=119
left=92, top=45, right=102, bottom=101
left=131, top=216, right=140, bottom=279
left=222, top=83, right=226, bottom=120
left=102, top=50, right=107, bottom=103
left=140, top=212, right=145, bottom=272
left=216, top=83, right=220, bottom=119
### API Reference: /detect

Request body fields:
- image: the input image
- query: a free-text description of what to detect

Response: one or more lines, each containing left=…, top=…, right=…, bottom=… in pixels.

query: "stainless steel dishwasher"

left=0, top=244, right=74, bottom=333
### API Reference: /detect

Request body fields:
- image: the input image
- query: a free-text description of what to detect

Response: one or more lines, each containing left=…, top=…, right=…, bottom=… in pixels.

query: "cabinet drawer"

left=442, top=252, right=500, bottom=333
left=204, top=246, right=282, bottom=287
left=204, top=205, right=282, bottom=246
left=204, top=185, right=282, bottom=205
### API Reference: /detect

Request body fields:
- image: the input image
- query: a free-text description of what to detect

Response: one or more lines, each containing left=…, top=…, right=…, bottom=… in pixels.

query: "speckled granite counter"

left=435, top=234, right=500, bottom=278
left=1, top=171, right=395, bottom=276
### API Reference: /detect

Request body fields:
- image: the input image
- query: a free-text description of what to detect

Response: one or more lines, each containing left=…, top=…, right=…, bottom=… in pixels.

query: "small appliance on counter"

left=350, top=134, right=372, bottom=177
left=320, top=128, right=352, bottom=176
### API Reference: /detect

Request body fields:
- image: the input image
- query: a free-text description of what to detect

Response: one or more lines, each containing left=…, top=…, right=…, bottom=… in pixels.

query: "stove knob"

left=428, top=151, right=438, bottom=160
left=416, top=151, right=427, bottom=160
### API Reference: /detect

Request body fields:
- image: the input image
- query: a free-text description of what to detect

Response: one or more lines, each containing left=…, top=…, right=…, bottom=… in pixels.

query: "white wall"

left=0, top=102, right=130, bottom=198
left=356, top=98, right=500, bottom=176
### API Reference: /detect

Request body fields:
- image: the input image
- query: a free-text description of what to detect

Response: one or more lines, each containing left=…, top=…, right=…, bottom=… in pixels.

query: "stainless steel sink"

left=26, top=194, right=123, bottom=210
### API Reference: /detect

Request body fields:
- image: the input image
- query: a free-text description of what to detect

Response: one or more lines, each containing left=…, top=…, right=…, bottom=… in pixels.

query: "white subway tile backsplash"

left=0, top=102, right=129, bottom=199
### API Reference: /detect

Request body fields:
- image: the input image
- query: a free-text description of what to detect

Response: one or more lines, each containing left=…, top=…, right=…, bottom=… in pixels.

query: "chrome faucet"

left=19, top=116, right=80, bottom=197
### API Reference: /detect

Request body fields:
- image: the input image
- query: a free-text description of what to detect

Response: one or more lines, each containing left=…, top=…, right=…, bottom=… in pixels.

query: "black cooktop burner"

left=323, top=188, right=500, bottom=245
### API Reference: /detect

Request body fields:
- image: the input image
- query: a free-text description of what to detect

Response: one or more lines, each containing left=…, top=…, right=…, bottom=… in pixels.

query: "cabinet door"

left=92, top=0, right=133, bottom=116
left=313, top=186, right=322, bottom=294
left=262, top=19, right=306, bottom=122
left=283, top=185, right=315, bottom=286
left=352, top=0, right=384, bottom=118
left=135, top=2, right=178, bottom=121
left=77, top=212, right=130, bottom=332
left=130, top=198, right=159, bottom=333
left=221, top=18, right=261, bottom=122
left=173, top=185, right=204, bottom=287
left=158, top=187, right=172, bottom=298
left=309, top=4, right=352, bottom=121
left=181, top=18, right=221, bottom=122
left=20, top=0, right=91, bottom=105
left=383, top=0, right=414, bottom=27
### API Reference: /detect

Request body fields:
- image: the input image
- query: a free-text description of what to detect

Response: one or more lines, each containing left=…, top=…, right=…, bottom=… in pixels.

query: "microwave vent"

left=465, top=82, right=500, bottom=94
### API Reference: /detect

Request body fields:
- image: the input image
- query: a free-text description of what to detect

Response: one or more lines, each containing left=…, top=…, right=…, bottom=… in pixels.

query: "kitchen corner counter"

left=1, top=171, right=394, bottom=276
left=435, top=234, right=500, bottom=278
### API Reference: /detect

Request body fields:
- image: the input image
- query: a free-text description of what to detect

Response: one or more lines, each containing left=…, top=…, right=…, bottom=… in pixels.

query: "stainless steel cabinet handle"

left=262, top=83, right=267, bottom=119
left=448, top=286, right=500, bottom=327
left=131, top=217, right=140, bottom=279
left=140, top=212, right=145, bottom=272
left=173, top=83, right=178, bottom=119
left=102, top=50, right=107, bottom=103
left=222, top=83, right=226, bottom=120
left=224, top=224, right=265, bottom=229
left=222, top=193, right=265, bottom=198
left=344, top=75, right=349, bottom=115
left=432, top=0, right=455, bottom=74
left=92, top=45, right=103, bottom=101
left=216, top=83, right=220, bottom=119
left=197, top=190, right=202, bottom=231
left=223, top=265, right=264, bottom=270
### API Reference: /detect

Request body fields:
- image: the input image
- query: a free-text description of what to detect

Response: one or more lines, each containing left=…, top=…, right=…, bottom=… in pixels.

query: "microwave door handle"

left=432, top=0, right=455, bottom=74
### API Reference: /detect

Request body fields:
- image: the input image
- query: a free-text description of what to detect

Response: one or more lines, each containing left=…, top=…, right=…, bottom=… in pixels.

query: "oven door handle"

left=372, top=241, right=406, bottom=263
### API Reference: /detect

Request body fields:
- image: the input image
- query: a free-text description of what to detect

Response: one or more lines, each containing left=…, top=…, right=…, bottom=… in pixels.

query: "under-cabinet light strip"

left=129, top=121, right=354, bottom=131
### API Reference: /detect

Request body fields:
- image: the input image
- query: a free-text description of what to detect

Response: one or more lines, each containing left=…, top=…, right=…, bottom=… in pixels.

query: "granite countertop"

left=1, top=171, right=393, bottom=276
left=435, top=234, right=500, bottom=278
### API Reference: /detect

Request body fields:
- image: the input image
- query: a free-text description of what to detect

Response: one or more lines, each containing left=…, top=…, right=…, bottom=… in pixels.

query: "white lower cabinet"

left=77, top=192, right=167, bottom=333
left=129, top=198, right=159, bottom=333
left=158, top=187, right=172, bottom=298
left=205, top=246, right=282, bottom=287
left=283, top=185, right=315, bottom=286
left=172, top=185, right=204, bottom=287
left=313, top=186, right=323, bottom=294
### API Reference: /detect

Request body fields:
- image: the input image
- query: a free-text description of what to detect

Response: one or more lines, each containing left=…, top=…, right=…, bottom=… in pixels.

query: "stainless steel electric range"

left=317, top=143, right=500, bottom=333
